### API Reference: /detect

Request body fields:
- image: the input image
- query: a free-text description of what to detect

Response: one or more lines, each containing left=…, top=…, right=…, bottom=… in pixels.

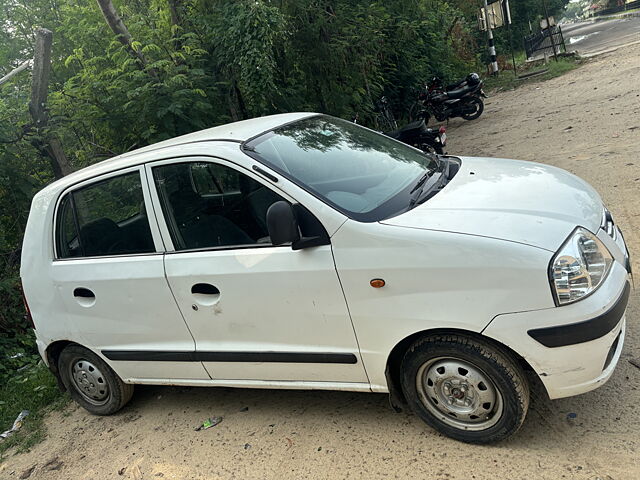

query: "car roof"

left=38, top=112, right=315, bottom=197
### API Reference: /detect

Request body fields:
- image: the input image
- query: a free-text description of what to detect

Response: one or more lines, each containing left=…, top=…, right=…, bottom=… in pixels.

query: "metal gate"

left=524, top=25, right=566, bottom=60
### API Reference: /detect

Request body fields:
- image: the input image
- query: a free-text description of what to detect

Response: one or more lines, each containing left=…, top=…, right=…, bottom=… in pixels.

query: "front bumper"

left=483, top=261, right=630, bottom=399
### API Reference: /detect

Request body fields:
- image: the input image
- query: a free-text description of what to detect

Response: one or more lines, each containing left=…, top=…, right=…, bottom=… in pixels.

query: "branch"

left=0, top=60, right=32, bottom=87
left=95, top=0, right=159, bottom=78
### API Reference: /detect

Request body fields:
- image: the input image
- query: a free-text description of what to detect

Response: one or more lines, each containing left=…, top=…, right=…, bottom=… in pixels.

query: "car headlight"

left=550, top=227, right=613, bottom=305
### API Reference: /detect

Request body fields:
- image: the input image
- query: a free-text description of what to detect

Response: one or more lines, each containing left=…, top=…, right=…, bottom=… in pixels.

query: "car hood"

left=381, top=156, right=603, bottom=252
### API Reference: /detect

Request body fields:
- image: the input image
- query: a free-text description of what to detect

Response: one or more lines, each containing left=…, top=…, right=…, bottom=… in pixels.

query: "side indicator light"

left=370, top=278, right=385, bottom=288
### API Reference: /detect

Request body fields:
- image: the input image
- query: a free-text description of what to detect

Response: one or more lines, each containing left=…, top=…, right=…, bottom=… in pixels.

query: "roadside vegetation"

left=0, top=0, right=571, bottom=454
left=483, top=55, right=582, bottom=92
left=0, top=359, right=65, bottom=458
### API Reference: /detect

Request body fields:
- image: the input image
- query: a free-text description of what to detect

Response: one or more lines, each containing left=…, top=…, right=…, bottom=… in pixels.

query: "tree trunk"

left=29, top=28, right=73, bottom=179
left=95, top=0, right=158, bottom=78
left=45, top=137, right=73, bottom=179
left=167, top=0, right=184, bottom=60
left=168, top=0, right=183, bottom=30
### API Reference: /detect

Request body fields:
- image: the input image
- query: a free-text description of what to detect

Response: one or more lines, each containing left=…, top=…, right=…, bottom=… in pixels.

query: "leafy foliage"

left=0, top=0, right=476, bottom=340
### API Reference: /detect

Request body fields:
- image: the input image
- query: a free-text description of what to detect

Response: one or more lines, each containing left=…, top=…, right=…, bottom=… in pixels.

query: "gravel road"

left=1, top=44, right=639, bottom=480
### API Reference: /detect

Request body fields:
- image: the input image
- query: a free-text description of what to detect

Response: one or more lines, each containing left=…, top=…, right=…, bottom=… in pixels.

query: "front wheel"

left=58, top=345, right=134, bottom=415
left=460, top=97, right=484, bottom=120
left=400, top=334, right=529, bottom=443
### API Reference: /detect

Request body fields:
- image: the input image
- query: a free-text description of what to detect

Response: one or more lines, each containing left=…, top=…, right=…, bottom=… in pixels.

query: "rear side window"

left=56, top=171, right=155, bottom=258
left=56, top=195, right=81, bottom=258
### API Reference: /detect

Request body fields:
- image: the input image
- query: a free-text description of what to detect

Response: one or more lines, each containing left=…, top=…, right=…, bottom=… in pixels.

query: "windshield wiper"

left=408, top=170, right=433, bottom=208
left=409, top=168, right=449, bottom=209
left=409, top=169, right=432, bottom=195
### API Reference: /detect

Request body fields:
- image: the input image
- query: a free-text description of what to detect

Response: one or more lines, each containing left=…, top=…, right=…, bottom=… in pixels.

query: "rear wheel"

left=400, top=334, right=529, bottom=443
left=460, top=97, right=484, bottom=120
left=58, top=345, right=134, bottom=415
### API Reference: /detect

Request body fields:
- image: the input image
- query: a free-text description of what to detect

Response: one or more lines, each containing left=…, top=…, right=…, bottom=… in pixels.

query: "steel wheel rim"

left=70, top=358, right=110, bottom=405
left=416, top=357, right=503, bottom=431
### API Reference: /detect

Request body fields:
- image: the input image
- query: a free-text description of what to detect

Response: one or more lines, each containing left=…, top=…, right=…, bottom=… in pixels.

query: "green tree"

left=1, top=0, right=479, bottom=373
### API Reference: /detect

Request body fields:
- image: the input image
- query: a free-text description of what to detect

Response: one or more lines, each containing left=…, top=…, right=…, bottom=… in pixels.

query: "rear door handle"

left=74, top=287, right=95, bottom=298
left=73, top=287, right=95, bottom=307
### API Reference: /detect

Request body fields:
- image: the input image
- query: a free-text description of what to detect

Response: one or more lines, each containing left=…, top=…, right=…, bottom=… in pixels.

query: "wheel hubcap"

left=70, top=359, right=109, bottom=405
left=416, top=357, right=503, bottom=431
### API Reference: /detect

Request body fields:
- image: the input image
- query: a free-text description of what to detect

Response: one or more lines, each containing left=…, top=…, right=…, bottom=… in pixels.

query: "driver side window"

left=153, top=162, right=286, bottom=251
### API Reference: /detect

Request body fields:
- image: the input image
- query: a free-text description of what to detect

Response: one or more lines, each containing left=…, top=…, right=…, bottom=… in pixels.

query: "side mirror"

left=266, top=201, right=300, bottom=246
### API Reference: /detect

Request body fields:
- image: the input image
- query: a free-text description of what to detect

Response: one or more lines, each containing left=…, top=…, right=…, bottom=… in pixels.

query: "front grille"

left=603, top=331, right=621, bottom=372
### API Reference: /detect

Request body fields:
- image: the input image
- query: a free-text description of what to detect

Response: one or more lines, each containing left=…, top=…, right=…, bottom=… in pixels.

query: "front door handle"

left=191, top=283, right=221, bottom=307
left=191, top=283, right=220, bottom=295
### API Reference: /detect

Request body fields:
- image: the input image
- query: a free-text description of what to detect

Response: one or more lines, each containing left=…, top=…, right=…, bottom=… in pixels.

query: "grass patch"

left=483, top=55, right=582, bottom=92
left=0, top=363, right=67, bottom=459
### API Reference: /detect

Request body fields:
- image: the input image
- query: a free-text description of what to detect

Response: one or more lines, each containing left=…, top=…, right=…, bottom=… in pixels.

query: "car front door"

left=146, top=157, right=368, bottom=384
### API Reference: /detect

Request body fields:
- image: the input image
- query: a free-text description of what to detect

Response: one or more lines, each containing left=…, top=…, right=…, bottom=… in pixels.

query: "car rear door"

left=51, top=166, right=208, bottom=382
left=146, top=157, right=368, bottom=385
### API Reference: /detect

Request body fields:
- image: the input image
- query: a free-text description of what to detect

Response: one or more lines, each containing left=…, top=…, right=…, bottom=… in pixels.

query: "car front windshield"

left=244, top=115, right=438, bottom=221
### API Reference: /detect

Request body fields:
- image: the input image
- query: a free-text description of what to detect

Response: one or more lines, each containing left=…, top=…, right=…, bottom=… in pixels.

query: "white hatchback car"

left=22, top=113, right=631, bottom=443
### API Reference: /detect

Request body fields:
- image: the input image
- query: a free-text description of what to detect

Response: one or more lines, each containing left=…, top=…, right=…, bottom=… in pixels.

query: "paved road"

left=562, top=16, right=640, bottom=55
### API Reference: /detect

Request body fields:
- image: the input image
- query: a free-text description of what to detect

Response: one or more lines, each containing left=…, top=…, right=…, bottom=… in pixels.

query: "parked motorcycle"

left=411, top=73, right=486, bottom=124
left=375, top=96, right=446, bottom=154
left=427, top=73, right=483, bottom=94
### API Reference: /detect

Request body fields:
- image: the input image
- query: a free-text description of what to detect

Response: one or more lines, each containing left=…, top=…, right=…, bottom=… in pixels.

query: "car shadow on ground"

left=108, top=367, right=625, bottom=450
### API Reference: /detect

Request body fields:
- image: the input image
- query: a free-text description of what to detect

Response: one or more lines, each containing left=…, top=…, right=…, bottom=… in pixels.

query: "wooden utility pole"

left=29, top=28, right=73, bottom=179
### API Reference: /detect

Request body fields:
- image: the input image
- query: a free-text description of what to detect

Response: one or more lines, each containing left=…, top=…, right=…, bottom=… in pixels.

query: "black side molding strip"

left=528, top=281, right=630, bottom=348
left=102, top=350, right=358, bottom=364
left=102, top=351, right=194, bottom=362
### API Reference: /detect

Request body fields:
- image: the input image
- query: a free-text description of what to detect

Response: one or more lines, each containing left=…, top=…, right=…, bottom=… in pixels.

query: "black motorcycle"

left=374, top=97, right=447, bottom=154
left=411, top=73, right=486, bottom=124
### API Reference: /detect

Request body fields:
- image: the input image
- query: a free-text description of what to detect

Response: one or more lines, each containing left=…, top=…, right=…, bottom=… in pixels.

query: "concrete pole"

left=542, top=0, right=558, bottom=60
left=483, top=0, right=499, bottom=75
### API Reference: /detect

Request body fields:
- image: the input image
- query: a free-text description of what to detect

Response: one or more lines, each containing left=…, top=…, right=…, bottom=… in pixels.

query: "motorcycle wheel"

left=409, top=105, right=431, bottom=125
left=461, top=97, right=484, bottom=120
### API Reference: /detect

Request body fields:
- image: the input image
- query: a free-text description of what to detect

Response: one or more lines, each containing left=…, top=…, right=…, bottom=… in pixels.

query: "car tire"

left=58, top=345, right=134, bottom=415
left=400, top=334, right=529, bottom=443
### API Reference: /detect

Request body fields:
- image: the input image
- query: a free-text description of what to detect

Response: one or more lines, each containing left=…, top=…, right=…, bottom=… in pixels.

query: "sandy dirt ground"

left=2, top=45, right=640, bottom=480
